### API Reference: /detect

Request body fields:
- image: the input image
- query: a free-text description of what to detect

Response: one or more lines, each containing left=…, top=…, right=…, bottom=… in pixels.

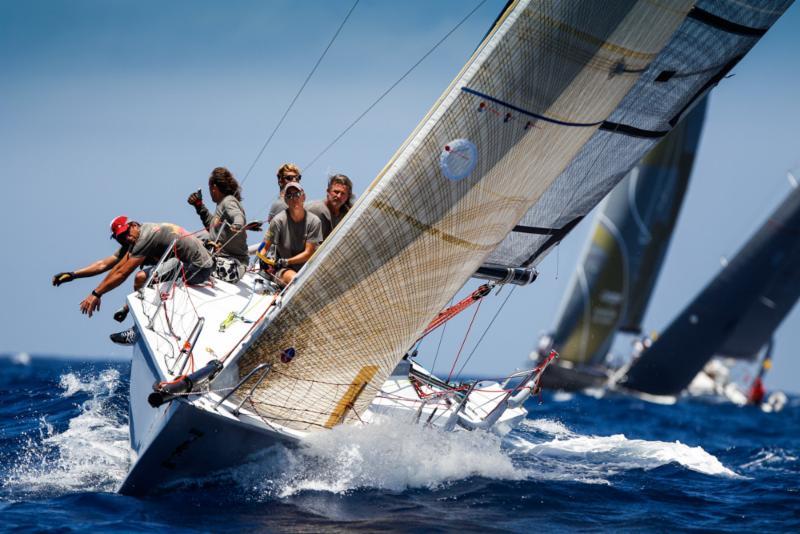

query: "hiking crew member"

left=188, top=167, right=249, bottom=282
left=306, top=174, right=354, bottom=240
left=54, top=216, right=212, bottom=344
left=262, top=182, right=322, bottom=285
left=267, top=163, right=302, bottom=223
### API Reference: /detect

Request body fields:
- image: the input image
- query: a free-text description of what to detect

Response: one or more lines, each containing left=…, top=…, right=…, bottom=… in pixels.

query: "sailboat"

left=532, top=97, right=707, bottom=391
left=618, top=179, right=800, bottom=403
left=114, top=0, right=792, bottom=494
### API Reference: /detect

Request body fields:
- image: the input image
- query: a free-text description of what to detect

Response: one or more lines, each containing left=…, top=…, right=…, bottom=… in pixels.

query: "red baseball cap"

left=110, top=215, right=130, bottom=239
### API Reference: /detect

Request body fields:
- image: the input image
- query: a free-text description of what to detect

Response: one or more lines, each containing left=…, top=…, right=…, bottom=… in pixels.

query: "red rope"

left=446, top=297, right=483, bottom=382
left=418, top=284, right=491, bottom=342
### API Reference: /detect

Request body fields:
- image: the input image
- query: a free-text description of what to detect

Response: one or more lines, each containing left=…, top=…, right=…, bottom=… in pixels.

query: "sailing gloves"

left=276, top=258, right=289, bottom=269
left=52, top=272, right=75, bottom=286
left=187, top=190, right=204, bottom=211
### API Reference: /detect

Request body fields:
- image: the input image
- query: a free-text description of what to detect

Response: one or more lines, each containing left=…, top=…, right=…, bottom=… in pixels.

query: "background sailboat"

left=619, top=181, right=800, bottom=399
left=534, top=98, right=707, bottom=391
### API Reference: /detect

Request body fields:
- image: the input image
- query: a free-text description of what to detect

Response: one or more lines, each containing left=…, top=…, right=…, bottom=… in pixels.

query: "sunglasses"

left=281, top=175, right=301, bottom=182
left=285, top=191, right=302, bottom=200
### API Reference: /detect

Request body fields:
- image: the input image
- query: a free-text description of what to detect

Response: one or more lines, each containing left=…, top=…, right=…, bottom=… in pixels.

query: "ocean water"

left=1, top=356, right=798, bottom=532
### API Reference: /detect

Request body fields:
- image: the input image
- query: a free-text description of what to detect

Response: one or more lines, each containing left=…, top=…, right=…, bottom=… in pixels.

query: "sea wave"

left=2, top=369, right=130, bottom=497
left=228, top=417, right=524, bottom=498
left=509, top=429, right=739, bottom=483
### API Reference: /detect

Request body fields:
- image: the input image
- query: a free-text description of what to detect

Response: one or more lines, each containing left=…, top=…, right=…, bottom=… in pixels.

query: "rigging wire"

left=241, top=0, right=360, bottom=185
left=303, top=0, right=489, bottom=172
left=446, top=297, right=484, bottom=383
left=430, top=296, right=454, bottom=375
left=454, top=285, right=517, bottom=380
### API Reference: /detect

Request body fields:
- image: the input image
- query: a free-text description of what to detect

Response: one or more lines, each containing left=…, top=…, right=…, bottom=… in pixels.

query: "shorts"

left=143, top=258, right=213, bottom=285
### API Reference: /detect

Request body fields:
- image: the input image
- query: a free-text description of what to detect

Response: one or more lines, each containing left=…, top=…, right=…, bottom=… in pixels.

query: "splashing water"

left=508, top=428, right=739, bottom=484
left=1, top=366, right=740, bottom=501
left=227, top=417, right=525, bottom=498
left=3, top=369, right=131, bottom=497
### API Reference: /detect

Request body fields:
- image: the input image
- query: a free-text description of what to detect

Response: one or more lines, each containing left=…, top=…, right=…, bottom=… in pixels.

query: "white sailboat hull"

left=119, top=273, right=542, bottom=495
left=120, top=336, right=299, bottom=496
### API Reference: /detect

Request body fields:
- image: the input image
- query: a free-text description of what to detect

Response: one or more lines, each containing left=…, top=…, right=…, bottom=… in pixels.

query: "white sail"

left=232, top=0, right=694, bottom=431
left=485, top=0, right=793, bottom=270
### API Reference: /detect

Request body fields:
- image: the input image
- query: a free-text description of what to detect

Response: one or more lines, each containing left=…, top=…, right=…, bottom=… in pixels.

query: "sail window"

left=439, top=139, right=478, bottom=181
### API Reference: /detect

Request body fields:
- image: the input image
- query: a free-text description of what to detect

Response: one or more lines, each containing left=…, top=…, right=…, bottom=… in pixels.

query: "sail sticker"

left=280, top=347, right=296, bottom=363
left=439, top=139, right=477, bottom=181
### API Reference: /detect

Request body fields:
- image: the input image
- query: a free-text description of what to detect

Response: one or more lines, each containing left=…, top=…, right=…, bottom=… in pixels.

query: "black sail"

left=621, top=185, right=800, bottom=397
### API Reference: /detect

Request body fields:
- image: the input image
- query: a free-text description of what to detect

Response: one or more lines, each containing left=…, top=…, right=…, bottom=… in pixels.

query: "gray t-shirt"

left=268, top=196, right=287, bottom=222
left=130, top=222, right=212, bottom=270
left=196, top=195, right=248, bottom=264
left=265, top=210, right=322, bottom=269
left=306, top=200, right=346, bottom=240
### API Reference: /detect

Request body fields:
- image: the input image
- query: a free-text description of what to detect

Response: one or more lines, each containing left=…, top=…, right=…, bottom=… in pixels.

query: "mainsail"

left=233, top=0, right=790, bottom=431
left=544, top=98, right=707, bottom=374
left=621, top=184, right=800, bottom=397
left=483, top=1, right=791, bottom=271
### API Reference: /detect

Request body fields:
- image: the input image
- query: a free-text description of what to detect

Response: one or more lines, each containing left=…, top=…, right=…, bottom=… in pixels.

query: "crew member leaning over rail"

left=188, top=166, right=249, bottom=283
left=53, top=216, right=212, bottom=345
left=261, top=182, right=322, bottom=286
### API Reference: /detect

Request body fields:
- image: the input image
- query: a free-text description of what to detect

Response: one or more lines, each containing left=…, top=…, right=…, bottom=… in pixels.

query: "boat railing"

left=412, top=386, right=462, bottom=426
left=214, top=362, right=272, bottom=417
left=443, top=381, right=478, bottom=431
left=138, top=238, right=180, bottom=329
left=168, top=317, right=205, bottom=375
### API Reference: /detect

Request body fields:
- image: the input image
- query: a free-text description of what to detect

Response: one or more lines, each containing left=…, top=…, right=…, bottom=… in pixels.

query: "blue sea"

left=1, top=355, right=798, bottom=532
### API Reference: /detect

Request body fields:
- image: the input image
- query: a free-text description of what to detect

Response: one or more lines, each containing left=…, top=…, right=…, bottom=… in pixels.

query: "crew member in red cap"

left=52, top=216, right=137, bottom=292
left=53, top=216, right=213, bottom=344
left=260, top=181, right=322, bottom=285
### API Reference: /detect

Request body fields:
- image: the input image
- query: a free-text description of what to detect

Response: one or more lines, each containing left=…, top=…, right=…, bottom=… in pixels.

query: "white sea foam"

left=9, top=352, right=31, bottom=366
left=512, top=433, right=739, bottom=483
left=3, top=369, right=131, bottom=496
left=232, top=417, right=525, bottom=498
left=551, top=391, right=574, bottom=402
left=740, top=449, right=797, bottom=471
left=518, top=417, right=576, bottom=439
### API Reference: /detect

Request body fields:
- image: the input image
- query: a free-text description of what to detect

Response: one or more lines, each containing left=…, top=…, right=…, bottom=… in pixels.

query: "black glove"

left=276, top=258, right=289, bottom=269
left=52, top=272, right=75, bottom=286
left=187, top=189, right=203, bottom=208
left=113, top=305, right=129, bottom=323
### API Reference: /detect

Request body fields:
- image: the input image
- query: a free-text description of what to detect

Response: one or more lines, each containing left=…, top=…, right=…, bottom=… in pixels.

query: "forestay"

left=485, top=0, right=793, bottom=271
left=234, top=0, right=695, bottom=431
left=548, top=98, right=706, bottom=367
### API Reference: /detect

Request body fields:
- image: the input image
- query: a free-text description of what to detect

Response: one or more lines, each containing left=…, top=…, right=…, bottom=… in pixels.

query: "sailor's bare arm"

left=79, top=255, right=145, bottom=317
left=53, top=254, right=124, bottom=286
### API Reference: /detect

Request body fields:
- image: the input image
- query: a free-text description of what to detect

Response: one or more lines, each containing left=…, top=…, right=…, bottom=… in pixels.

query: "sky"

left=1, top=1, right=799, bottom=394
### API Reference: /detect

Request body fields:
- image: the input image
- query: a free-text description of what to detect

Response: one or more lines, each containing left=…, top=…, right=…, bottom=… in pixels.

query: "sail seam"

left=372, top=199, right=498, bottom=252
left=461, top=87, right=605, bottom=127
